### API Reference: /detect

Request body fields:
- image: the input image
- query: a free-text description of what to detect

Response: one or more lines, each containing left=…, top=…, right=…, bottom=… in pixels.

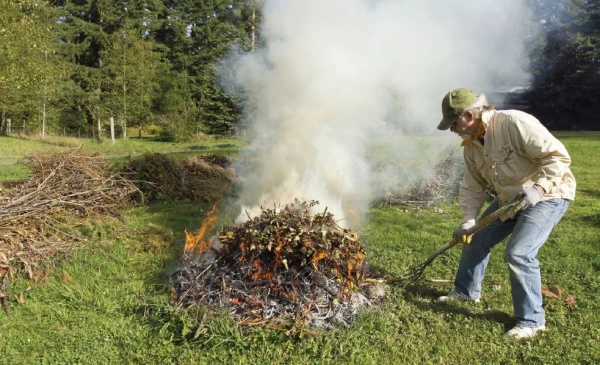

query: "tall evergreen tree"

left=154, top=0, right=256, bottom=136
left=53, top=0, right=125, bottom=137
left=527, top=0, right=600, bottom=130
left=3, top=0, right=264, bottom=137
left=101, top=2, right=165, bottom=137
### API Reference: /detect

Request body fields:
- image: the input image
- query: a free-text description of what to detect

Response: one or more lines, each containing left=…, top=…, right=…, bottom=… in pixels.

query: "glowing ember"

left=172, top=200, right=380, bottom=330
left=184, top=205, right=218, bottom=255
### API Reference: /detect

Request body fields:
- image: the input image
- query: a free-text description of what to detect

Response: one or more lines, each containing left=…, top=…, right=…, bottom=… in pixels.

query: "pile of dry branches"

left=172, top=200, right=375, bottom=330
left=122, top=153, right=237, bottom=203
left=372, top=148, right=461, bottom=209
left=0, top=152, right=141, bottom=309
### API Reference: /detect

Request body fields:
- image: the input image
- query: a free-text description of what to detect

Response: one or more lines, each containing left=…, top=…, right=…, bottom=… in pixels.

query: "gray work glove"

left=453, top=219, right=476, bottom=244
left=514, top=185, right=544, bottom=212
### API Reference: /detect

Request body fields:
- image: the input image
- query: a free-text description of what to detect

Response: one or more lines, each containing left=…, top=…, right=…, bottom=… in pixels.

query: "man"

left=436, top=88, right=576, bottom=339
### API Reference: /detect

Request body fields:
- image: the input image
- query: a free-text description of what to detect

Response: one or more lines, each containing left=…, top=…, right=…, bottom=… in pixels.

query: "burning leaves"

left=172, top=200, right=375, bottom=330
left=184, top=205, right=218, bottom=255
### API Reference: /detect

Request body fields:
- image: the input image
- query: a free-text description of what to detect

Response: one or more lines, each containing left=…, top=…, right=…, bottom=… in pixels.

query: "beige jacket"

left=459, top=109, right=576, bottom=222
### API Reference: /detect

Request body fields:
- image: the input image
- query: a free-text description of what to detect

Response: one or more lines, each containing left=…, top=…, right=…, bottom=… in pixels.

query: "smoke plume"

left=227, top=0, right=534, bottom=227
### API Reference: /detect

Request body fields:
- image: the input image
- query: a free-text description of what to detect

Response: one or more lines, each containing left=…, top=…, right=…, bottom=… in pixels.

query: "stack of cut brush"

left=172, top=200, right=374, bottom=329
left=0, top=152, right=141, bottom=313
left=0, top=152, right=140, bottom=276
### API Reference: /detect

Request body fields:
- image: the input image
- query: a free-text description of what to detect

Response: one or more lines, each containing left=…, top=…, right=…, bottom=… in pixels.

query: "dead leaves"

left=542, top=284, right=576, bottom=308
left=217, top=200, right=367, bottom=289
left=14, top=292, right=25, bottom=304
left=173, top=200, right=371, bottom=329
left=1, top=269, right=34, bottom=314
left=61, top=271, right=73, bottom=283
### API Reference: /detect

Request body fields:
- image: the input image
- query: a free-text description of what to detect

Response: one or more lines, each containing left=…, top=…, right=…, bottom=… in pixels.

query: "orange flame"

left=312, top=251, right=328, bottom=271
left=184, top=205, right=218, bottom=255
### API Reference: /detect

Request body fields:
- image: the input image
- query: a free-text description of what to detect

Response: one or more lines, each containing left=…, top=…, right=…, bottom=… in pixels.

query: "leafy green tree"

left=1, top=0, right=264, bottom=138
left=102, top=21, right=163, bottom=137
left=0, top=0, right=66, bottom=135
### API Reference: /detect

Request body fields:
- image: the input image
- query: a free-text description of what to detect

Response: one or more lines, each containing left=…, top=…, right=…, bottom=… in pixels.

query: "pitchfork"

left=387, top=194, right=524, bottom=287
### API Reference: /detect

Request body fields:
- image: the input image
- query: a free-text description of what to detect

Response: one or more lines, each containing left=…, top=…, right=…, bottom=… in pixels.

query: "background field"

left=0, top=132, right=599, bottom=364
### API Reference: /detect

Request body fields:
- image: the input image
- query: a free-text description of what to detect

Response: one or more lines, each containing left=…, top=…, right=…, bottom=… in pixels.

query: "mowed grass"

left=0, top=135, right=244, bottom=167
left=1, top=132, right=599, bottom=364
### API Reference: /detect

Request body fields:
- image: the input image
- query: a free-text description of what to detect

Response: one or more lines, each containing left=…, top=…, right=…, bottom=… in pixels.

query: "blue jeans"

left=453, top=198, right=569, bottom=327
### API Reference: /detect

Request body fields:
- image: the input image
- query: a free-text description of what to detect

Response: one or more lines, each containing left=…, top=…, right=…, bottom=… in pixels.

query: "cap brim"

left=437, top=116, right=455, bottom=130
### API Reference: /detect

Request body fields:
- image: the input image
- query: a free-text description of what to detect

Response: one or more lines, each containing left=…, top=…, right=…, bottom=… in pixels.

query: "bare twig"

left=0, top=152, right=142, bottom=278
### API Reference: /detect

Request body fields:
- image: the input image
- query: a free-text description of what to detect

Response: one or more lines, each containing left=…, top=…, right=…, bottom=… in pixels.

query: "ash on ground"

left=172, top=200, right=383, bottom=330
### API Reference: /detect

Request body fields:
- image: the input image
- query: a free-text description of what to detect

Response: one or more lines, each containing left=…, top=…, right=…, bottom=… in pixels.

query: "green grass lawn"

left=0, top=135, right=244, bottom=171
left=1, top=132, right=599, bottom=364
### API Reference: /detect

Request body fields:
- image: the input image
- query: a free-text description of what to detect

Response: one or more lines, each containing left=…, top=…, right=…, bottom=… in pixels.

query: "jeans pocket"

left=554, top=200, right=569, bottom=226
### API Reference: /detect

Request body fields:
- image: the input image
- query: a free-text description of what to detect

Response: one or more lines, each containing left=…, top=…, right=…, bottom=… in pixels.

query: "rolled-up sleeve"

left=459, top=151, right=487, bottom=222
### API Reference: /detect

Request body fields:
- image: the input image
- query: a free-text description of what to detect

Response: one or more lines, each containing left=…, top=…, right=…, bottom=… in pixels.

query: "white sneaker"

left=437, top=290, right=481, bottom=303
left=505, top=325, right=546, bottom=339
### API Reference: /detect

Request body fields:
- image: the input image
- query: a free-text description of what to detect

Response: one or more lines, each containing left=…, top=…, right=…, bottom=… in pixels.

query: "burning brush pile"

left=172, top=200, right=377, bottom=330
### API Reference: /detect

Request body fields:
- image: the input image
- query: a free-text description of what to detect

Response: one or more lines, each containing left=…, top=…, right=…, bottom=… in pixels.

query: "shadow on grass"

left=130, top=135, right=156, bottom=140
left=366, top=263, right=514, bottom=328
left=579, top=213, right=600, bottom=226
left=401, top=284, right=514, bottom=330
left=578, top=188, right=600, bottom=200
left=125, top=201, right=231, bottom=344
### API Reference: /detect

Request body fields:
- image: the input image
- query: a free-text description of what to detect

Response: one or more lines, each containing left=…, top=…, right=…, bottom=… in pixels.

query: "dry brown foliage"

left=0, top=152, right=141, bottom=312
left=542, top=284, right=576, bottom=308
left=371, top=148, right=461, bottom=209
left=122, top=153, right=237, bottom=203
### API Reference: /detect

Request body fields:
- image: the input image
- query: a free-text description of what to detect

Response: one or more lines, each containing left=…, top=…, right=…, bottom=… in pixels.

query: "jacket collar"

left=460, top=109, right=495, bottom=146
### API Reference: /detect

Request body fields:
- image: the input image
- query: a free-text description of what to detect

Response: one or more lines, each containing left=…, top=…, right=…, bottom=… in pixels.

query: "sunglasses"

left=450, top=115, right=462, bottom=131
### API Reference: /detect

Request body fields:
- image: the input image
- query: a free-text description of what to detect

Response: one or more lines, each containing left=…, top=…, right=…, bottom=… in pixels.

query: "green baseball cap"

left=437, top=88, right=476, bottom=130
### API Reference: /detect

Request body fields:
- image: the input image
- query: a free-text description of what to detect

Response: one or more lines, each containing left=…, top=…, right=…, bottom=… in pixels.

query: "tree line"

left=0, top=0, right=597, bottom=140
left=0, top=0, right=259, bottom=140
left=526, top=0, right=600, bottom=130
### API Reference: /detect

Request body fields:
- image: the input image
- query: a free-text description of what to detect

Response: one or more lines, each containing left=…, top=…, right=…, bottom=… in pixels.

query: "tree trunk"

left=42, top=97, right=46, bottom=137
left=123, top=43, right=127, bottom=139
left=0, top=110, right=4, bottom=135
left=138, top=125, right=142, bottom=138
left=97, top=118, right=102, bottom=140
left=251, top=7, right=256, bottom=52
left=6, top=119, right=11, bottom=135
left=110, top=116, right=115, bottom=144
left=42, top=50, right=48, bottom=138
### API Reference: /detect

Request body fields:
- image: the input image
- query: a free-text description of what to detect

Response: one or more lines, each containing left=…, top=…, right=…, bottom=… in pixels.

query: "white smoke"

left=227, top=0, right=534, bottom=227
